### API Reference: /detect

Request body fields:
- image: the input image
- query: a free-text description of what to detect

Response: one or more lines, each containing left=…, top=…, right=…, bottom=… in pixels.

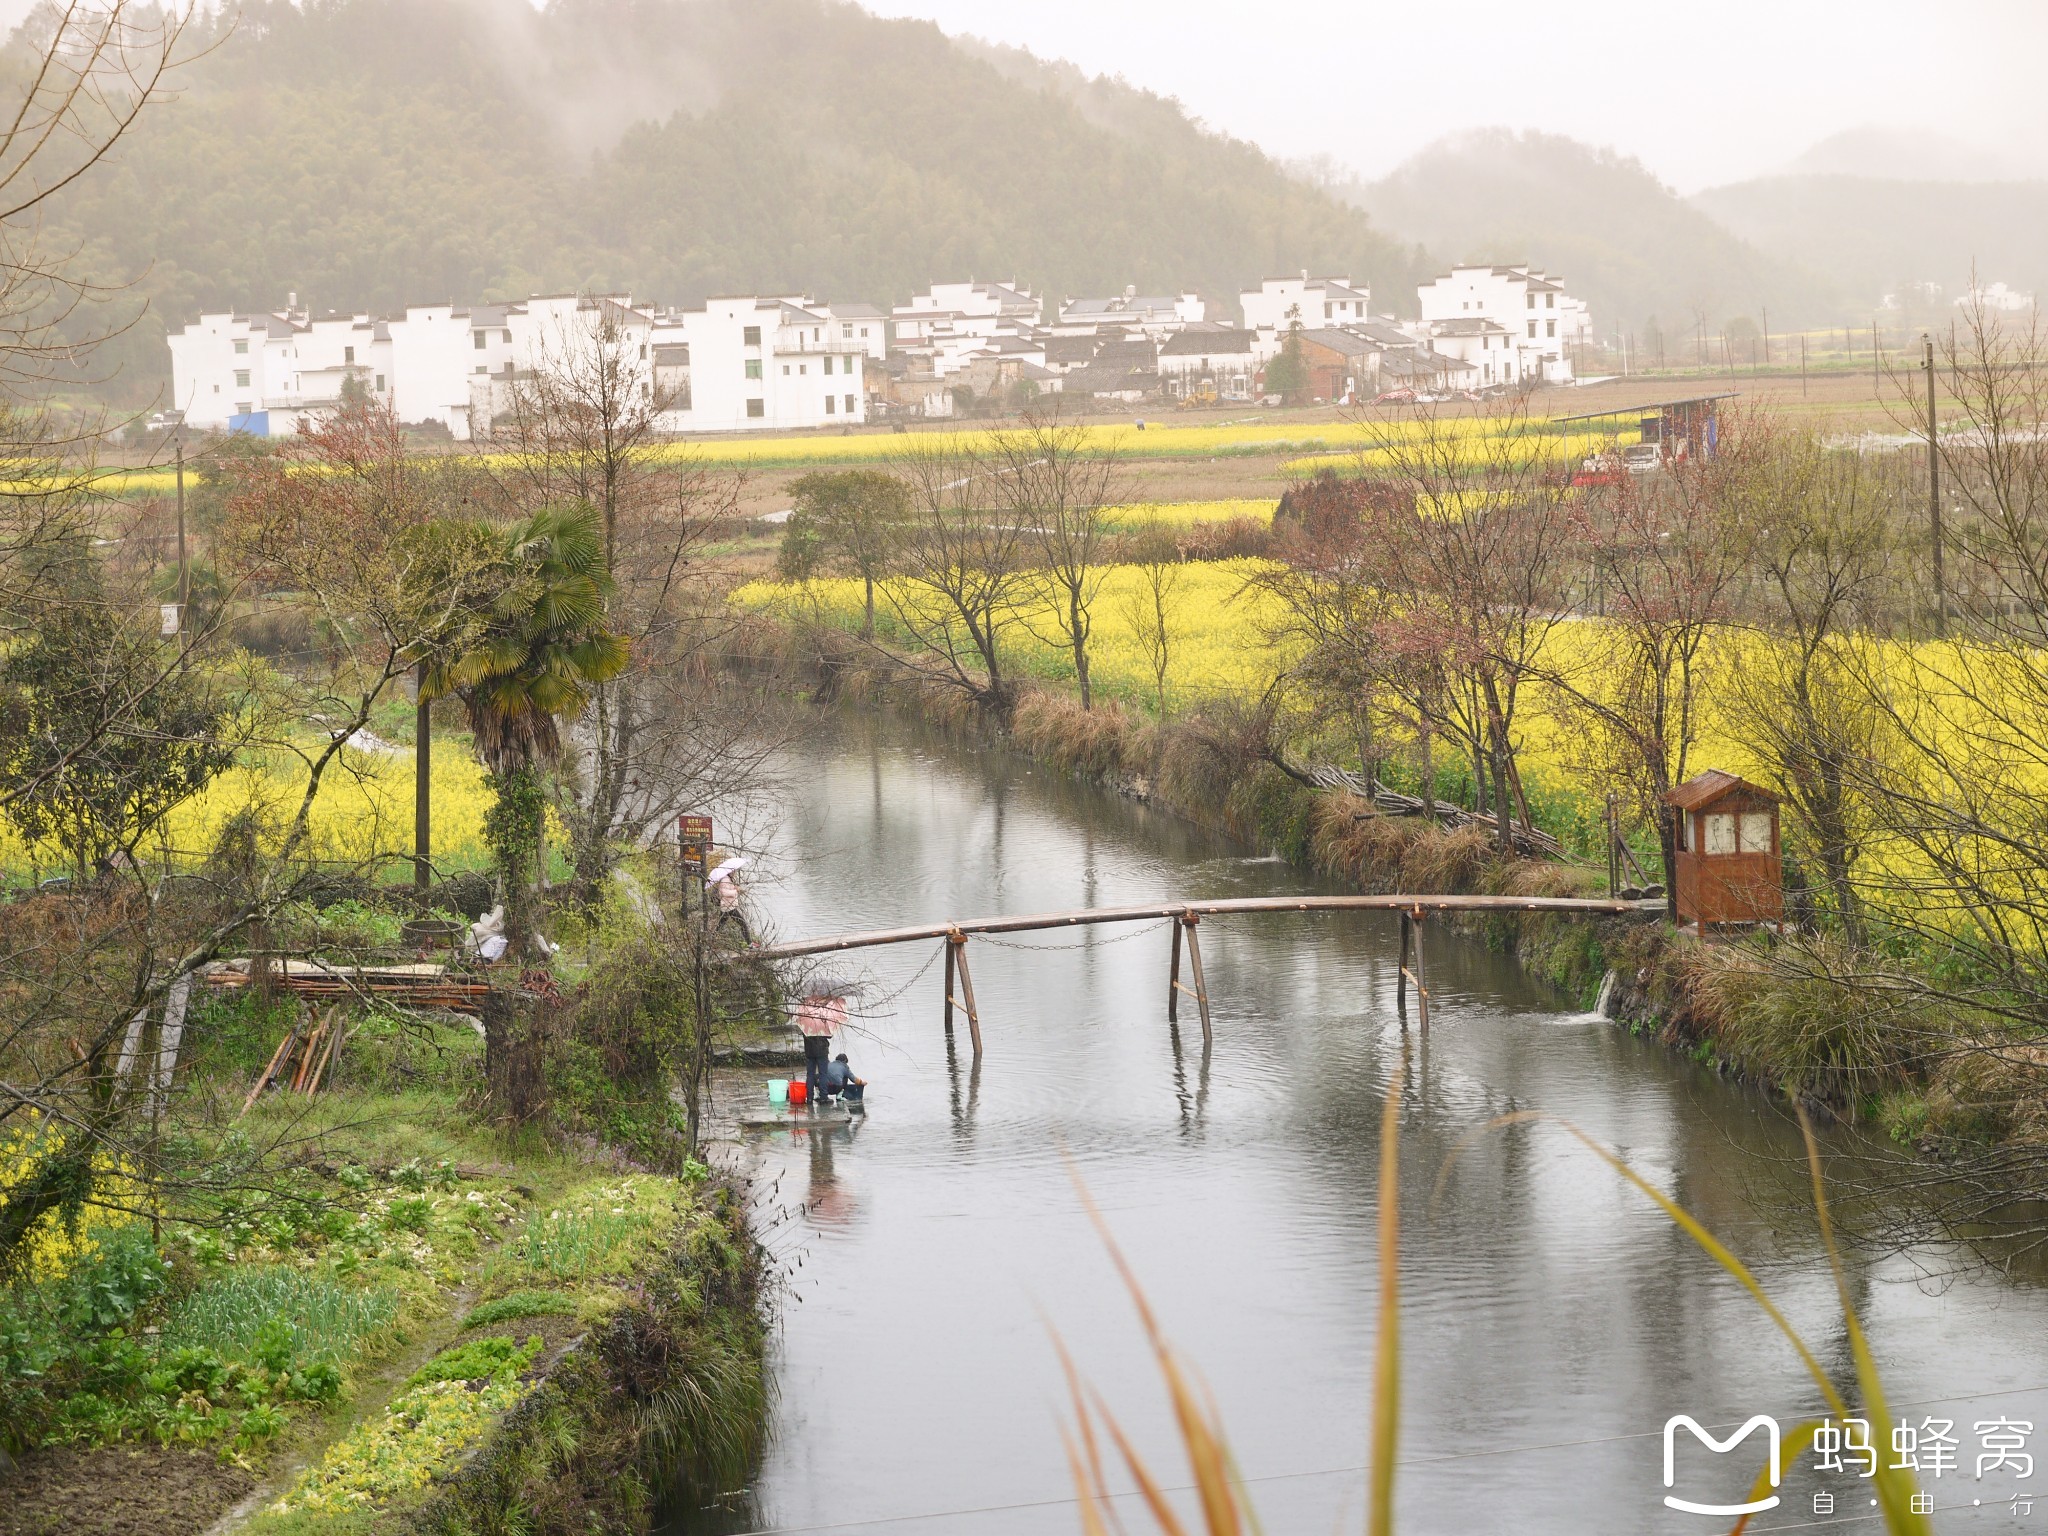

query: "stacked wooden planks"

left=209, top=958, right=491, bottom=1014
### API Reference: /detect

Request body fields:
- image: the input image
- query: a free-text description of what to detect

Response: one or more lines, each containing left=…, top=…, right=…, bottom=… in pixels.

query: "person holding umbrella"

left=706, top=855, right=750, bottom=943
left=795, top=981, right=850, bottom=1108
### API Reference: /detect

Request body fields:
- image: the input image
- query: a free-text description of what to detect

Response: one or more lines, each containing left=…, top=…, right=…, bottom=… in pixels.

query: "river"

left=686, top=718, right=2048, bottom=1535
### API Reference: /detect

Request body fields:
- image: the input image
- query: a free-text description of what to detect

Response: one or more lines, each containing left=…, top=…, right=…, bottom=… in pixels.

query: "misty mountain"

left=1779, top=126, right=2032, bottom=183
left=1331, top=128, right=1840, bottom=341
left=1691, top=175, right=2048, bottom=316
left=36, top=0, right=1424, bottom=403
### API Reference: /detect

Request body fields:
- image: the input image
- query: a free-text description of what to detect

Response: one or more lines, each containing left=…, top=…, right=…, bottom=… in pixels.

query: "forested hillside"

left=1336, top=129, right=1841, bottom=342
left=29, top=0, right=1423, bottom=403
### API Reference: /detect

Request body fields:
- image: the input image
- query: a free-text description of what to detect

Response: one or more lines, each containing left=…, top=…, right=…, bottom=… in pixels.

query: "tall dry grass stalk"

left=1064, top=1069, right=1935, bottom=1536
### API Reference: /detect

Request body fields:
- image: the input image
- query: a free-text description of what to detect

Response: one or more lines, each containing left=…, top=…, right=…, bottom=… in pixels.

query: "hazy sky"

left=862, top=0, right=2048, bottom=191
left=2, top=0, right=2039, bottom=191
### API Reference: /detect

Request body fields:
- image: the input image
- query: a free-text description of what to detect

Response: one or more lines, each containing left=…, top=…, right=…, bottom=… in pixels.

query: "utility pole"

left=1800, top=333, right=1808, bottom=397
left=174, top=445, right=188, bottom=649
left=1925, top=333, right=1946, bottom=639
left=414, top=660, right=432, bottom=893
left=1761, top=306, right=1769, bottom=367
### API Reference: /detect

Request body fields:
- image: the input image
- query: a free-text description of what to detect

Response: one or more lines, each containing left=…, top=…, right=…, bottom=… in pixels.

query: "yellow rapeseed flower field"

left=0, top=741, right=500, bottom=878
left=1099, top=499, right=1277, bottom=528
left=740, top=558, right=1297, bottom=709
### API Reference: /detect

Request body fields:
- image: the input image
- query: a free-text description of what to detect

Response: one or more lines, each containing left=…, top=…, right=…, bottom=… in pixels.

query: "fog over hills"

left=1779, top=125, right=2036, bottom=183
left=33, top=0, right=1424, bottom=401
left=1331, top=125, right=2043, bottom=342
left=1327, top=129, right=1836, bottom=342
left=1692, top=175, right=2048, bottom=320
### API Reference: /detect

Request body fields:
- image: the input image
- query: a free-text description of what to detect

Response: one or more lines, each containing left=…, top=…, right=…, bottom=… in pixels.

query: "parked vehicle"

left=1622, top=443, right=1662, bottom=472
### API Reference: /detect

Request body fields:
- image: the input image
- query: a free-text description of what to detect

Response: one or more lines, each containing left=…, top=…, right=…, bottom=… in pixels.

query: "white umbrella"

left=706, top=856, right=748, bottom=884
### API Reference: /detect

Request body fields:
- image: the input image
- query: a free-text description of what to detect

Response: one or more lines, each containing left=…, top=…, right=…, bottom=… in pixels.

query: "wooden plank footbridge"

left=752, top=893, right=1657, bottom=1055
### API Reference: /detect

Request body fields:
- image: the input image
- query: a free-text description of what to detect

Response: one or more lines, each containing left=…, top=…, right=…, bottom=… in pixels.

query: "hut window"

left=1704, top=813, right=1738, bottom=855
left=1740, top=813, right=1773, bottom=853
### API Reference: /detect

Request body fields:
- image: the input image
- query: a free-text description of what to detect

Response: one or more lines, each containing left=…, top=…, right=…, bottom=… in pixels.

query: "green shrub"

left=406, top=1334, right=542, bottom=1389
left=465, top=1290, right=577, bottom=1330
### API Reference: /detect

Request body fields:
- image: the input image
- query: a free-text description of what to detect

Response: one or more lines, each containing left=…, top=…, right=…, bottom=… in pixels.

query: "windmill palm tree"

left=426, top=503, right=628, bottom=957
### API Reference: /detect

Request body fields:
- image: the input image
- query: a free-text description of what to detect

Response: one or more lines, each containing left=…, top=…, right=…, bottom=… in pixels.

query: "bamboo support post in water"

left=1397, top=913, right=1411, bottom=1018
left=1167, top=917, right=1183, bottom=1024
left=1408, top=908, right=1432, bottom=1033
left=1179, top=912, right=1212, bottom=1044
left=947, top=930, right=983, bottom=1057
left=942, top=938, right=956, bottom=1034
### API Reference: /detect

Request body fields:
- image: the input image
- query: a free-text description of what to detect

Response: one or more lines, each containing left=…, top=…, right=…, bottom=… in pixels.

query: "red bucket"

left=788, top=1079, right=808, bottom=1106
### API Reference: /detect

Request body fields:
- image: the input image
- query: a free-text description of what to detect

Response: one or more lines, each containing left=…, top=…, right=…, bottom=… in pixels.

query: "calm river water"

left=686, top=719, right=2048, bottom=1535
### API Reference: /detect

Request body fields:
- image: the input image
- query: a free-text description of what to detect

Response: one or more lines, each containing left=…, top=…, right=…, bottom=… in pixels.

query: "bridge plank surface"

left=752, top=893, right=1659, bottom=959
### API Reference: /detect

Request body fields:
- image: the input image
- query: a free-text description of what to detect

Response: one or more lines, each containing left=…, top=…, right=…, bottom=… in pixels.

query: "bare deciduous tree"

left=1534, top=413, right=1768, bottom=906
left=992, top=408, right=1123, bottom=709
left=880, top=435, right=1031, bottom=713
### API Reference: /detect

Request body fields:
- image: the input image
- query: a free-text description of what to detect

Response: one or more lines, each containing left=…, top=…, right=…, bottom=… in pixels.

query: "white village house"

left=1156, top=327, right=1261, bottom=401
left=170, top=291, right=877, bottom=438
left=1239, top=273, right=1371, bottom=333
left=1415, top=264, right=1582, bottom=384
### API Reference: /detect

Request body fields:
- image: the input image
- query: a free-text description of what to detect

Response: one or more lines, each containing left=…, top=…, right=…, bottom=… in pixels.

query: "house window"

left=782, top=364, right=790, bottom=375
left=845, top=394, right=855, bottom=413
left=1546, top=293, right=1555, bottom=308
left=743, top=326, right=761, bottom=346
left=234, top=339, right=248, bottom=354
left=474, top=364, right=486, bottom=374
left=842, top=323, right=853, bottom=338
left=235, top=402, right=251, bottom=415
left=745, top=359, right=762, bottom=379
left=1528, top=321, right=1538, bottom=339
left=1526, top=293, right=1535, bottom=309
left=1324, top=303, right=1332, bottom=318
left=1547, top=320, right=1556, bottom=338
left=640, top=344, right=647, bottom=359
left=799, top=364, right=806, bottom=375
left=822, top=356, right=833, bottom=375
left=746, top=398, right=764, bottom=418
left=825, top=395, right=836, bottom=414
left=474, top=331, right=486, bottom=349
left=344, top=346, right=355, bottom=363
left=375, top=373, right=385, bottom=390
left=860, top=327, right=869, bottom=338
left=234, top=369, right=250, bottom=387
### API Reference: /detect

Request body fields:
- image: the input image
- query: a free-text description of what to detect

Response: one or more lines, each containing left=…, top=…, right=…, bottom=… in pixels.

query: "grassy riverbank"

left=0, top=894, right=776, bottom=1536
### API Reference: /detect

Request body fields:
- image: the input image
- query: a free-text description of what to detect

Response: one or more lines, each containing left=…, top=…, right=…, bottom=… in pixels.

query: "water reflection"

left=676, top=718, right=2048, bottom=1535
